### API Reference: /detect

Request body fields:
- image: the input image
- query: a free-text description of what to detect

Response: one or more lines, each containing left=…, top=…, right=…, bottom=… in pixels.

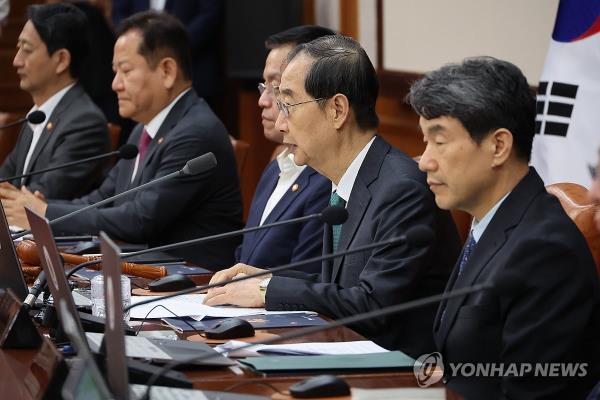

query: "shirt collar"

left=144, top=88, right=190, bottom=139
left=331, top=136, right=376, bottom=202
left=471, top=192, right=510, bottom=242
left=276, top=146, right=306, bottom=177
left=28, top=83, right=75, bottom=128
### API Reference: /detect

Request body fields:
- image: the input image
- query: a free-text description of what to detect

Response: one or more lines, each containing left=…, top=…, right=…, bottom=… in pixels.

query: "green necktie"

left=330, top=191, right=346, bottom=252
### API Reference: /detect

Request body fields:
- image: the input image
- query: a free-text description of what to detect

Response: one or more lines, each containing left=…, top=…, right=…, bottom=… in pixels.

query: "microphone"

left=141, top=276, right=502, bottom=400
left=0, top=144, right=138, bottom=184
left=123, top=225, right=433, bottom=313
left=62, top=205, right=349, bottom=280
left=22, top=271, right=46, bottom=309
left=12, top=152, right=217, bottom=240
left=0, top=110, right=46, bottom=129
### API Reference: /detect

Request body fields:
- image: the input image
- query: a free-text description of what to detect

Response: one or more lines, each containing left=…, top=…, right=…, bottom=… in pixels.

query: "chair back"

left=229, top=135, right=250, bottom=177
left=546, top=182, right=600, bottom=276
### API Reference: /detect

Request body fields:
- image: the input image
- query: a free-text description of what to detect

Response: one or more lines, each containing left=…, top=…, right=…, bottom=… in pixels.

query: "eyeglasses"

left=275, top=97, right=326, bottom=118
left=258, top=82, right=277, bottom=97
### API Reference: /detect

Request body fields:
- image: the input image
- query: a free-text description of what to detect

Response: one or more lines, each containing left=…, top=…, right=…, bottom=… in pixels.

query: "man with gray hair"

left=408, top=56, right=600, bottom=398
left=204, top=35, right=461, bottom=358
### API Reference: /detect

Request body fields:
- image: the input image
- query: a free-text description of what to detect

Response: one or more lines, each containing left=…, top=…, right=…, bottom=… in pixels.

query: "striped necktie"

left=330, top=191, right=346, bottom=252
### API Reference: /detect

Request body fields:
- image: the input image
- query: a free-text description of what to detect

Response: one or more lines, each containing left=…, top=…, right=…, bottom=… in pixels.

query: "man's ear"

left=330, top=93, right=350, bottom=130
left=490, top=128, right=514, bottom=168
left=53, top=49, right=71, bottom=76
left=159, top=57, right=178, bottom=89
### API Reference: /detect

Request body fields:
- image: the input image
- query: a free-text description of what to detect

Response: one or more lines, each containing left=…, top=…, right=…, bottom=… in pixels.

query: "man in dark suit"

left=204, top=35, right=461, bottom=358
left=112, top=0, right=223, bottom=104
left=408, top=57, right=600, bottom=398
left=236, top=26, right=335, bottom=273
left=2, top=11, right=242, bottom=269
left=0, top=3, right=109, bottom=199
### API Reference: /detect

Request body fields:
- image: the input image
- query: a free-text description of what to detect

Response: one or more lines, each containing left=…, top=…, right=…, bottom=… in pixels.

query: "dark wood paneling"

left=340, top=0, right=359, bottom=38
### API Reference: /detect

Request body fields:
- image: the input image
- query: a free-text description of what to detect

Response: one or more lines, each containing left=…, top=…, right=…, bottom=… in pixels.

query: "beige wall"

left=382, top=0, right=559, bottom=83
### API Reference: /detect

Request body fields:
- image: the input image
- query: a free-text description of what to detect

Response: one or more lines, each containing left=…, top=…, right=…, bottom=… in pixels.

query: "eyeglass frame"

left=258, top=82, right=278, bottom=97
left=275, top=96, right=327, bottom=118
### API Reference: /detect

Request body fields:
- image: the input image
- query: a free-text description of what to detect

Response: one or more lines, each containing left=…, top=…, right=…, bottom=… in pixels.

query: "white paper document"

left=215, top=340, right=389, bottom=356
left=129, top=293, right=312, bottom=319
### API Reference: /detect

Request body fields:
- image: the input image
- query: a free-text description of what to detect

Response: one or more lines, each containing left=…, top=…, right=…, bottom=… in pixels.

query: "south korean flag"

left=530, top=0, right=600, bottom=188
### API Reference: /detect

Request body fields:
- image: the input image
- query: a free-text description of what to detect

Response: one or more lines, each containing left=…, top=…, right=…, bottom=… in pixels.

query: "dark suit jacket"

left=434, top=168, right=600, bottom=399
left=0, top=84, right=110, bottom=199
left=236, top=160, right=330, bottom=273
left=46, top=90, right=243, bottom=270
left=112, top=0, right=222, bottom=98
left=266, top=136, right=461, bottom=357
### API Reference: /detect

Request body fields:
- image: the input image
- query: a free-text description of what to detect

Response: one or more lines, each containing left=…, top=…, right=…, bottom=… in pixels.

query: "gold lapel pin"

left=157, top=137, right=164, bottom=145
left=46, top=122, right=53, bottom=131
left=291, top=183, right=299, bottom=192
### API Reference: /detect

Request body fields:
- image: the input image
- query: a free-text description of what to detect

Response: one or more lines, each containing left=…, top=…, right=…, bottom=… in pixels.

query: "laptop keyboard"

left=130, top=384, right=208, bottom=400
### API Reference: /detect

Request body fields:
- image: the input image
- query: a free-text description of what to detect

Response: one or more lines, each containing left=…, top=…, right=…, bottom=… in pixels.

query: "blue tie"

left=458, top=233, right=476, bottom=276
left=330, top=191, right=346, bottom=252
left=440, top=232, right=476, bottom=323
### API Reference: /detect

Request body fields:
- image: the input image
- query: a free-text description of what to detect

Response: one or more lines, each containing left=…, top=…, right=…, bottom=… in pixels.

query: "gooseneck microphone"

left=123, top=225, right=434, bottom=313
left=0, top=144, right=138, bottom=184
left=62, top=205, right=349, bottom=280
left=12, top=152, right=217, bottom=240
left=141, top=277, right=500, bottom=400
left=0, top=110, right=46, bottom=129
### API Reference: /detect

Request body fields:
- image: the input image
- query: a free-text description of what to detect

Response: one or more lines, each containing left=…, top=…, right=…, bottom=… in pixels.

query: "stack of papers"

left=129, top=293, right=312, bottom=319
left=216, top=340, right=389, bottom=356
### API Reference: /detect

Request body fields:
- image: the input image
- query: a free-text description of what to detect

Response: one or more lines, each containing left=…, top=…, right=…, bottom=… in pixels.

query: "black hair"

left=27, top=3, right=88, bottom=79
left=265, top=25, right=336, bottom=49
left=286, top=35, right=379, bottom=131
left=116, top=11, right=192, bottom=81
left=407, top=56, right=536, bottom=161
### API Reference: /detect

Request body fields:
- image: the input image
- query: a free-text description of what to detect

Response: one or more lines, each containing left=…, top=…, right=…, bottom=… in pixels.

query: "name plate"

left=0, top=288, right=42, bottom=348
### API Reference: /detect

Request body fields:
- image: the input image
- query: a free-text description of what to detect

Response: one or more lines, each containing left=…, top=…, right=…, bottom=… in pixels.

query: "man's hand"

left=203, top=263, right=272, bottom=308
left=0, top=186, right=48, bottom=228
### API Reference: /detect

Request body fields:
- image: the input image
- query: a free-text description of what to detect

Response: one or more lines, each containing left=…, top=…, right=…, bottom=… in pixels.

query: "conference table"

left=1, top=269, right=460, bottom=399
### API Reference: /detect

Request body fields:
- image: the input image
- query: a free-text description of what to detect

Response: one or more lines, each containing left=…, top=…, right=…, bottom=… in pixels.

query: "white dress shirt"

left=331, top=136, right=376, bottom=203
left=131, top=89, right=190, bottom=181
left=22, top=83, right=75, bottom=177
left=149, top=0, right=166, bottom=11
left=471, top=192, right=510, bottom=242
left=259, top=147, right=307, bottom=225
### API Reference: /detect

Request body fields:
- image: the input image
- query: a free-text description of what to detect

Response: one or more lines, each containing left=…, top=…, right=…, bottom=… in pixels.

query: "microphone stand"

left=140, top=281, right=493, bottom=400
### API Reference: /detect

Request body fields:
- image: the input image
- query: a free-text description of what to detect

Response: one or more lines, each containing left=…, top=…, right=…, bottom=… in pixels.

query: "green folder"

left=239, top=351, right=415, bottom=373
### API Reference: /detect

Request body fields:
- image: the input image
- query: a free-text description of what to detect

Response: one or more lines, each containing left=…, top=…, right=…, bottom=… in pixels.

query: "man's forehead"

left=280, top=55, right=311, bottom=95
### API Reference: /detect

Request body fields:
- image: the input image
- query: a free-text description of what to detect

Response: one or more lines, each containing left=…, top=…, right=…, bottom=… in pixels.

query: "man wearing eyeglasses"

left=205, top=35, right=461, bottom=358
left=235, top=26, right=335, bottom=273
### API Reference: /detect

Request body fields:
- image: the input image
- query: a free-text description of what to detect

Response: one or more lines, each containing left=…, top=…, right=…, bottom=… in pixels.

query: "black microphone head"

left=405, top=225, right=435, bottom=247
left=182, top=152, right=217, bottom=175
left=320, top=205, right=349, bottom=226
left=27, top=110, right=46, bottom=124
left=117, top=144, right=138, bottom=159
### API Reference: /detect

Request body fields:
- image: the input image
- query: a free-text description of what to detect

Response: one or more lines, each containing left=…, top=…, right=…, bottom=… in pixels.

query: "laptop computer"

left=0, top=203, right=29, bottom=301
left=59, top=232, right=267, bottom=400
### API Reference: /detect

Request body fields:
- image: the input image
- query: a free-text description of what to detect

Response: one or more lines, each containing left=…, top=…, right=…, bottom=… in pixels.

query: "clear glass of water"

left=90, top=274, right=131, bottom=322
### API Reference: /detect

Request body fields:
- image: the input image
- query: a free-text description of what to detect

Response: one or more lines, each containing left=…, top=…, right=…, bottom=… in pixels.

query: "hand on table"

left=203, top=263, right=272, bottom=308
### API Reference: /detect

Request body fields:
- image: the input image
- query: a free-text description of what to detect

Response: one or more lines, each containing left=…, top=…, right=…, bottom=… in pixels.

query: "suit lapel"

left=25, top=85, right=81, bottom=175
left=132, top=90, right=195, bottom=186
left=330, top=136, right=387, bottom=282
left=435, top=168, right=545, bottom=350
left=16, top=125, right=34, bottom=176
left=243, top=163, right=280, bottom=258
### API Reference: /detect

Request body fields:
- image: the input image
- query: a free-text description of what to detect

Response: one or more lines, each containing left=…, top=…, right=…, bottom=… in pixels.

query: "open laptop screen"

left=0, top=203, right=28, bottom=300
